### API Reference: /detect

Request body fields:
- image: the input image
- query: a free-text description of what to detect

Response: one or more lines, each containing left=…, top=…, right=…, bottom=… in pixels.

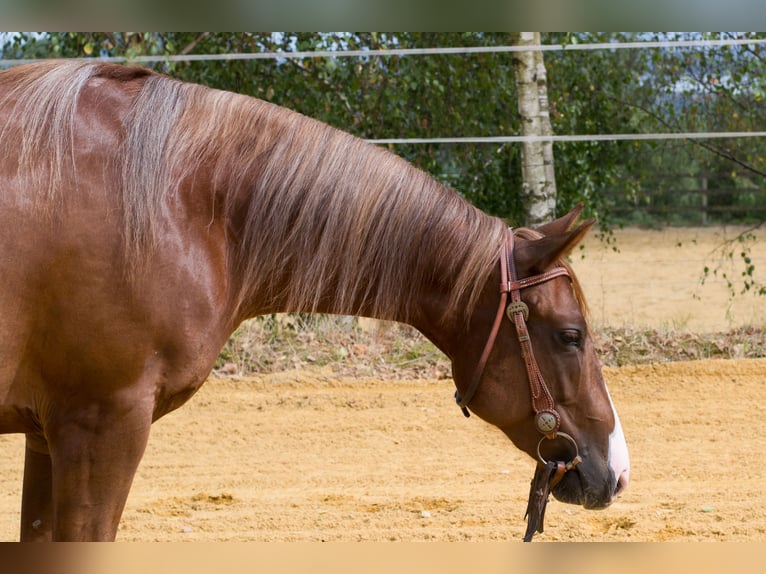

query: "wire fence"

left=3, top=34, right=765, bottom=223
left=2, top=36, right=765, bottom=148
left=3, top=35, right=766, bottom=67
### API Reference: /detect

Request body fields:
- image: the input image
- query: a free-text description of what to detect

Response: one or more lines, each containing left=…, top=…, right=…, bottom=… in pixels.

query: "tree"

left=510, top=32, right=557, bottom=225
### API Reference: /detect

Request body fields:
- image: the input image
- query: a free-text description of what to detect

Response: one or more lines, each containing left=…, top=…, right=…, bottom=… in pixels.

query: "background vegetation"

left=212, top=315, right=766, bottom=378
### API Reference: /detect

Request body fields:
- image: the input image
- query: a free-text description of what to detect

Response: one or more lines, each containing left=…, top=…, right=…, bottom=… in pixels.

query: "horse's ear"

left=534, top=204, right=584, bottom=237
left=517, top=218, right=594, bottom=273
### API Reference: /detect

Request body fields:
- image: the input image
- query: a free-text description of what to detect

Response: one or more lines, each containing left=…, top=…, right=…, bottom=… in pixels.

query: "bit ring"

left=536, top=432, right=581, bottom=468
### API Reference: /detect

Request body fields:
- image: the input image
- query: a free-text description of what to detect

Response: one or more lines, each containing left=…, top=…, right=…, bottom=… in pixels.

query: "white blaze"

left=606, top=387, right=630, bottom=496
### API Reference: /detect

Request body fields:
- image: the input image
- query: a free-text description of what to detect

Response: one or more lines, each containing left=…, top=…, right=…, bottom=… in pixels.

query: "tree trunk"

left=511, top=32, right=557, bottom=226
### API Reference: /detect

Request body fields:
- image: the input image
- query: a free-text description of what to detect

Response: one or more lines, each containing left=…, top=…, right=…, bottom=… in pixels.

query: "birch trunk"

left=511, top=32, right=557, bottom=225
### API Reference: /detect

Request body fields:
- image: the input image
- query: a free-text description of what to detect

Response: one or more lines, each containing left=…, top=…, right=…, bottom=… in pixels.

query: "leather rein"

left=454, top=228, right=574, bottom=443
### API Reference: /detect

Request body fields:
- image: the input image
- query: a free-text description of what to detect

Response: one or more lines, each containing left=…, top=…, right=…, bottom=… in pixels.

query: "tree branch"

left=180, top=32, right=209, bottom=56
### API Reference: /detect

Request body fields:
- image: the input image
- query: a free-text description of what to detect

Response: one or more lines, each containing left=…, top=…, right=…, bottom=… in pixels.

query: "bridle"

left=454, top=228, right=581, bottom=471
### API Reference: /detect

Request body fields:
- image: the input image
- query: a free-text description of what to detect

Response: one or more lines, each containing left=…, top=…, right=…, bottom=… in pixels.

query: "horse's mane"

left=1, top=61, right=509, bottom=322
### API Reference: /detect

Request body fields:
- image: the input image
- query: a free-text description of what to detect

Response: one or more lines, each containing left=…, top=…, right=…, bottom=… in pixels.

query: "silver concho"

left=535, top=410, right=559, bottom=434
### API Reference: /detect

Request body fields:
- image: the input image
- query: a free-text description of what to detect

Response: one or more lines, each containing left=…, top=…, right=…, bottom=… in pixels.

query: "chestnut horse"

left=0, top=61, right=629, bottom=541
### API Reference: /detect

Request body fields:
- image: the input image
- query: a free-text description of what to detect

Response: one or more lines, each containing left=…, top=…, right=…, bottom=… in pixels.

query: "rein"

left=454, top=228, right=576, bottom=443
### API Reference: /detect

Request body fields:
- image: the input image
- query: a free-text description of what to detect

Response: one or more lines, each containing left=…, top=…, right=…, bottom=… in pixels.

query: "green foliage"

left=701, top=229, right=766, bottom=297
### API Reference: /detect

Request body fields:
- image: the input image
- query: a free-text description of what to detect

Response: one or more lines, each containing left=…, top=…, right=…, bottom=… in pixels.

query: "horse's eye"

left=559, top=329, right=582, bottom=348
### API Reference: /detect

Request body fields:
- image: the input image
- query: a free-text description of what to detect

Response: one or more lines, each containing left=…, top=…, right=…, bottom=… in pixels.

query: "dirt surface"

left=0, top=227, right=765, bottom=542
left=575, top=226, right=766, bottom=331
left=2, top=360, right=764, bottom=542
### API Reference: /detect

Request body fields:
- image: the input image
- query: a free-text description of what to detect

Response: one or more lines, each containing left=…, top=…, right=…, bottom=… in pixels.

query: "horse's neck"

left=230, top=247, right=456, bottom=327
left=224, top=215, right=466, bottom=348
left=221, top=191, right=474, bottom=328
left=207, top=116, right=502, bottom=342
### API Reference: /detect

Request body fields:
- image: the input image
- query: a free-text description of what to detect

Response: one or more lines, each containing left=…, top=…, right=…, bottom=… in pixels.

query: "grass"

left=593, top=324, right=766, bottom=367
left=214, top=314, right=766, bottom=379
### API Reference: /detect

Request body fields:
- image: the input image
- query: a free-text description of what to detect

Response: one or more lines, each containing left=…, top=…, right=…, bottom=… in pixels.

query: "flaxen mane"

left=0, top=61, right=104, bottom=209
left=2, top=61, right=510, bottom=321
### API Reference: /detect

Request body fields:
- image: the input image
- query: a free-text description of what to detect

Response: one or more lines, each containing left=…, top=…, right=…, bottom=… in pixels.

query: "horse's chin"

left=550, top=470, right=616, bottom=510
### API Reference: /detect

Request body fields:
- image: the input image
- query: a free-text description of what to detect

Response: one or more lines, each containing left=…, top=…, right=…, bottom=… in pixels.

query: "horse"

left=0, top=60, right=629, bottom=541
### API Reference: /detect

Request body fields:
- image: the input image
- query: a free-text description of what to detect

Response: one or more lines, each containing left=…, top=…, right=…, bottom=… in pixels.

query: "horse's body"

left=0, top=61, right=629, bottom=541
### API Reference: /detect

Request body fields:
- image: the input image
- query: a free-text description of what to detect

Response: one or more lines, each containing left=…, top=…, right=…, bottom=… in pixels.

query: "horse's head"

left=451, top=206, right=629, bottom=510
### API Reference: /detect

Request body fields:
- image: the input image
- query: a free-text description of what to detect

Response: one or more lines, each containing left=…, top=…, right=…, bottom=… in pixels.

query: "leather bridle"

left=454, top=228, right=584, bottom=536
left=454, top=228, right=571, bottom=441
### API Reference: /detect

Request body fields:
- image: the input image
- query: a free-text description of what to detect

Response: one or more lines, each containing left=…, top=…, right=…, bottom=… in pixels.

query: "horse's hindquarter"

left=0, top=71, right=231, bottom=438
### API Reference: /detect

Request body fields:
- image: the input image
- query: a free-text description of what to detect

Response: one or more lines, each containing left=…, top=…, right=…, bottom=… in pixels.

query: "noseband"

left=454, top=228, right=571, bottom=440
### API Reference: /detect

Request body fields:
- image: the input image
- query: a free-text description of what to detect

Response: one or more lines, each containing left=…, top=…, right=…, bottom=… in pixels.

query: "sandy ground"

left=1, top=226, right=765, bottom=542
left=2, top=360, right=764, bottom=542
left=574, top=225, right=766, bottom=331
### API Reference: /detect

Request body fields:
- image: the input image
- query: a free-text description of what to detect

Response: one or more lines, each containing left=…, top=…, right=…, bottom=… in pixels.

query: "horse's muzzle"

left=551, top=466, right=621, bottom=509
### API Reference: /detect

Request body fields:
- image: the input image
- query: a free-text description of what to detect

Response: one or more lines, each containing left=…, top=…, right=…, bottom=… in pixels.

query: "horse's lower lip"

left=551, top=484, right=584, bottom=506
left=551, top=472, right=616, bottom=509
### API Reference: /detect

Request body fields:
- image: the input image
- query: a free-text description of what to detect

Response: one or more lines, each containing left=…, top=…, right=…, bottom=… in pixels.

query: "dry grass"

left=593, top=324, right=766, bottom=366
left=214, top=315, right=450, bottom=380
left=214, top=314, right=766, bottom=379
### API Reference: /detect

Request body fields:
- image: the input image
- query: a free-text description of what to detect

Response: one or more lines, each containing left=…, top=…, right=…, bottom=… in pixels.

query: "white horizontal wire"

left=366, top=132, right=766, bottom=144
left=117, top=37, right=766, bottom=61
left=1, top=36, right=765, bottom=68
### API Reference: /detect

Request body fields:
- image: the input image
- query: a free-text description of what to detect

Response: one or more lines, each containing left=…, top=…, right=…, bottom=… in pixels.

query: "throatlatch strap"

left=455, top=237, right=510, bottom=416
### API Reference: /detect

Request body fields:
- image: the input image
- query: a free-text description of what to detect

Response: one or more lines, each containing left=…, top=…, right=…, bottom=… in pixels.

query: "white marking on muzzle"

left=606, top=388, right=630, bottom=497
